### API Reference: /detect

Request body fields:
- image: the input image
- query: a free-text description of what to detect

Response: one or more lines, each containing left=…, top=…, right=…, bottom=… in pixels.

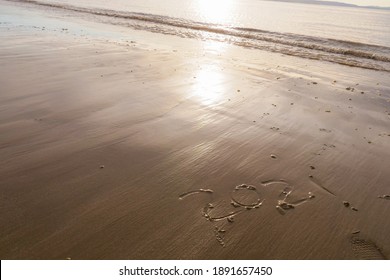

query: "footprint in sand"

left=378, top=195, right=390, bottom=200
left=350, top=234, right=386, bottom=260
left=179, top=180, right=315, bottom=247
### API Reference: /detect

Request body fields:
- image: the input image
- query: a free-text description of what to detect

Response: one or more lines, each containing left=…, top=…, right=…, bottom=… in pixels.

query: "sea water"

left=7, top=0, right=390, bottom=71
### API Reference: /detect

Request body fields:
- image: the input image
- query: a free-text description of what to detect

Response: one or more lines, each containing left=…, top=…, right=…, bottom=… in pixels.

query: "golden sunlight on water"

left=195, top=0, right=235, bottom=24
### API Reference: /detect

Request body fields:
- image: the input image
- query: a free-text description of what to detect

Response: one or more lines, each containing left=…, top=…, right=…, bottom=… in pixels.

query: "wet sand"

left=1, top=2, right=390, bottom=259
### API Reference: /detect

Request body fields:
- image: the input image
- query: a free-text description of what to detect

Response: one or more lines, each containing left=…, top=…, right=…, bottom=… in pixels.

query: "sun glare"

left=196, top=0, right=234, bottom=24
left=192, top=63, right=226, bottom=106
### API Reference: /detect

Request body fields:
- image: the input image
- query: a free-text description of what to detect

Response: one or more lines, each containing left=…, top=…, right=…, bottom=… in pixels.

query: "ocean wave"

left=7, top=0, right=390, bottom=71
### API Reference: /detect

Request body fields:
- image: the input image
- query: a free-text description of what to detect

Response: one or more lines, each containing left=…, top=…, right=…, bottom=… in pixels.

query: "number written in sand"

left=179, top=180, right=315, bottom=247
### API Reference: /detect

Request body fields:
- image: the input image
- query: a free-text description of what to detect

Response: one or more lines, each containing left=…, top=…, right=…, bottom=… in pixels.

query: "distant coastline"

left=263, top=0, right=390, bottom=10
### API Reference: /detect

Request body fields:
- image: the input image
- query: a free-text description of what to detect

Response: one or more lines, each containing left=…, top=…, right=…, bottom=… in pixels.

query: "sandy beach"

left=0, top=0, right=390, bottom=259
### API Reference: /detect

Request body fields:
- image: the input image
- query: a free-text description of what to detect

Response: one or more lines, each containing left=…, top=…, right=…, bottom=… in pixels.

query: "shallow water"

left=38, top=0, right=390, bottom=46
left=6, top=0, right=390, bottom=71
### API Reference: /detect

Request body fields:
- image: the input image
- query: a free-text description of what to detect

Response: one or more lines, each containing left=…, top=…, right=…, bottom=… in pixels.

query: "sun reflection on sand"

left=191, top=37, right=228, bottom=106
left=192, top=63, right=226, bottom=106
left=203, top=40, right=227, bottom=54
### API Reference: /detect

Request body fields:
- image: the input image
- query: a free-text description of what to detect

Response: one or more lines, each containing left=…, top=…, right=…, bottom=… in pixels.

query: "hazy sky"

left=317, top=0, right=390, bottom=7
